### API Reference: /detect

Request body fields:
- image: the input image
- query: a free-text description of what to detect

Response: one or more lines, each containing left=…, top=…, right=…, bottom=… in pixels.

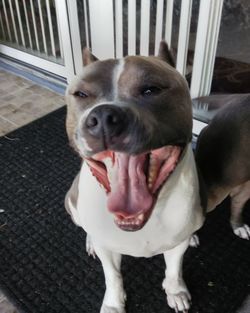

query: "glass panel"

left=193, top=0, right=250, bottom=124
left=212, top=0, right=250, bottom=94
left=0, top=0, right=64, bottom=64
left=77, top=0, right=90, bottom=51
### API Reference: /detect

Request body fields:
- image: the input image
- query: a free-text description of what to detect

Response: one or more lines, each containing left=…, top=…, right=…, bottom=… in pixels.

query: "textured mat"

left=1, top=107, right=250, bottom=313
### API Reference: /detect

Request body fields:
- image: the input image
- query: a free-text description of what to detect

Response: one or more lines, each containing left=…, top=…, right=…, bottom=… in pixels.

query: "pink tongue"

left=107, top=153, right=153, bottom=217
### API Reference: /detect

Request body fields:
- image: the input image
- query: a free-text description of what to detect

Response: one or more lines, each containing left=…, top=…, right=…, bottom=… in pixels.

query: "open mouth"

left=85, top=146, right=182, bottom=231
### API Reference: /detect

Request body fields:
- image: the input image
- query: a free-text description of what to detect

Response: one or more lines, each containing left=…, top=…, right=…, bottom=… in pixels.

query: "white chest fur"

left=77, top=144, right=204, bottom=257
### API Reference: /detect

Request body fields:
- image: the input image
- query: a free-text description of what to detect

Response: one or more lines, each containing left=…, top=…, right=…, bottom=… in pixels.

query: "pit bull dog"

left=65, top=41, right=205, bottom=313
left=195, top=94, right=250, bottom=239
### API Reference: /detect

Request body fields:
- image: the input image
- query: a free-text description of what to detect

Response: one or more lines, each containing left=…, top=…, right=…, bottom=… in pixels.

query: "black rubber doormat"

left=1, top=107, right=250, bottom=313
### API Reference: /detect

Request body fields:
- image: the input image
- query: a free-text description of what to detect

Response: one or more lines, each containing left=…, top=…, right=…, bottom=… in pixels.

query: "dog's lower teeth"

left=116, top=215, right=144, bottom=227
left=117, top=219, right=142, bottom=227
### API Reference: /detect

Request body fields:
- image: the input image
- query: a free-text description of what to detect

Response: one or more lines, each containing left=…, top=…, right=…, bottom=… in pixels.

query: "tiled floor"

left=0, top=69, right=65, bottom=137
left=0, top=68, right=65, bottom=312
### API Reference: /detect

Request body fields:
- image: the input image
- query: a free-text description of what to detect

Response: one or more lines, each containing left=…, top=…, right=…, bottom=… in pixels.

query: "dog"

left=195, top=94, right=250, bottom=239
left=64, top=41, right=205, bottom=313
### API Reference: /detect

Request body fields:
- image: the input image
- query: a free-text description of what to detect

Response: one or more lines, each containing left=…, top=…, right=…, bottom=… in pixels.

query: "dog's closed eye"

left=141, top=86, right=161, bottom=97
left=73, top=91, right=89, bottom=98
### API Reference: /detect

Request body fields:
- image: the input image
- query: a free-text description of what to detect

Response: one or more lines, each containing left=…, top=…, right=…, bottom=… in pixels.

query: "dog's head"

left=66, top=41, right=192, bottom=231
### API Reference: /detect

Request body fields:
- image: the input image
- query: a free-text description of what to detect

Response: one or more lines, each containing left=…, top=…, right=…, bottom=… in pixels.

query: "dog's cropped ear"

left=158, top=41, right=176, bottom=68
left=82, top=47, right=99, bottom=66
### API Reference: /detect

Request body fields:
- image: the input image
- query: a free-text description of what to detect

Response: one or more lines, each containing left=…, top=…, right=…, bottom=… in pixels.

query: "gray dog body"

left=196, top=94, right=250, bottom=239
left=65, top=42, right=205, bottom=312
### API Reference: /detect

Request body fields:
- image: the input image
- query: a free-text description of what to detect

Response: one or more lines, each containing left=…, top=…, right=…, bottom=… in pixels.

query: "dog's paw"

left=189, top=234, right=200, bottom=248
left=163, top=278, right=191, bottom=312
left=233, top=224, right=250, bottom=240
left=86, top=234, right=96, bottom=258
left=166, top=291, right=191, bottom=313
left=100, top=304, right=126, bottom=313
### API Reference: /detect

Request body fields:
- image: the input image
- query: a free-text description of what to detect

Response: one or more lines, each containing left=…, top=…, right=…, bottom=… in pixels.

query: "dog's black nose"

left=85, top=105, right=127, bottom=139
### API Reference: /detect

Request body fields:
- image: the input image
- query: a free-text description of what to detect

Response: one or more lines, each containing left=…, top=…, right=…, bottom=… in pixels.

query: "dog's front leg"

left=162, top=238, right=190, bottom=313
left=94, top=243, right=126, bottom=313
left=230, top=182, right=250, bottom=239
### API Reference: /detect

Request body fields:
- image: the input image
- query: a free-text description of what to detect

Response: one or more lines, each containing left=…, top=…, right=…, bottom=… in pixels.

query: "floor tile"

left=0, top=69, right=65, bottom=136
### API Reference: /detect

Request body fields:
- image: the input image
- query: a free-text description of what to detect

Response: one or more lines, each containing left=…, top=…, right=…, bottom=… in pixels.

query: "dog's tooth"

left=151, top=167, right=157, bottom=176
left=148, top=155, right=158, bottom=190
left=149, top=153, right=156, bottom=164
left=148, top=167, right=156, bottom=188
left=149, top=159, right=157, bottom=169
left=135, top=220, right=140, bottom=225
left=138, top=213, right=144, bottom=221
left=149, top=156, right=155, bottom=170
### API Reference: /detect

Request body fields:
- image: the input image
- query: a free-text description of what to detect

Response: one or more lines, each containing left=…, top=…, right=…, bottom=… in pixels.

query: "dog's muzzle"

left=79, top=105, right=184, bottom=232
